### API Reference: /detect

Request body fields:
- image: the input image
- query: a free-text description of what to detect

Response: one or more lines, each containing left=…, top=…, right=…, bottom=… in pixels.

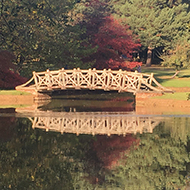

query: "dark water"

left=1, top=91, right=190, bottom=190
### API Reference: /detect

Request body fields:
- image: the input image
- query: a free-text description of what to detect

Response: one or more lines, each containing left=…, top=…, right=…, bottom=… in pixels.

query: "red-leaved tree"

left=0, top=50, right=27, bottom=89
left=82, top=12, right=142, bottom=70
left=94, top=16, right=141, bottom=69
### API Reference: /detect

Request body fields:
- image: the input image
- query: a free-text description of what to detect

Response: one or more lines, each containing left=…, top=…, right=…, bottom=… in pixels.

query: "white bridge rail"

left=16, top=68, right=171, bottom=94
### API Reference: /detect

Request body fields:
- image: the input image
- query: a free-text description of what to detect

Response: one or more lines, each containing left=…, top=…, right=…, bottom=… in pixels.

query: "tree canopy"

left=82, top=15, right=142, bottom=69
left=110, top=0, right=190, bottom=66
left=161, top=34, right=190, bottom=76
left=1, top=0, right=190, bottom=88
left=0, top=50, right=27, bottom=88
left=1, top=0, right=95, bottom=76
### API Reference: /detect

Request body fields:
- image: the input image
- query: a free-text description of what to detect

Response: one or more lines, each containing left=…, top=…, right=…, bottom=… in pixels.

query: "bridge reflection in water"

left=28, top=111, right=161, bottom=136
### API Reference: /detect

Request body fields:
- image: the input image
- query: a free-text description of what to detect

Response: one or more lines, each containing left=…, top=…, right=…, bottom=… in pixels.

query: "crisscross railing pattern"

left=16, top=68, right=171, bottom=93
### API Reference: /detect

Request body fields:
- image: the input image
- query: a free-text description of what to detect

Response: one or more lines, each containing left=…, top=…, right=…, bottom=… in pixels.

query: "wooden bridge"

left=16, top=68, right=172, bottom=94
left=26, top=111, right=160, bottom=136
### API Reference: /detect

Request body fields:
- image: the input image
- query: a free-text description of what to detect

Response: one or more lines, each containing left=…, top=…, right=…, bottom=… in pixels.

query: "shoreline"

left=0, top=94, right=34, bottom=106
left=136, top=98, right=190, bottom=115
left=0, top=89, right=190, bottom=115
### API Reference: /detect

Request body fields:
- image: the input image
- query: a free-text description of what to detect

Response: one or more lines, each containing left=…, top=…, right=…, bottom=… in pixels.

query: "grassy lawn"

left=141, top=65, right=190, bottom=100
left=142, top=65, right=190, bottom=78
left=152, top=92, right=189, bottom=100
left=0, top=104, right=31, bottom=108
left=160, top=78, right=190, bottom=88
left=142, top=66, right=190, bottom=88
left=0, top=90, right=30, bottom=95
left=141, top=65, right=177, bottom=77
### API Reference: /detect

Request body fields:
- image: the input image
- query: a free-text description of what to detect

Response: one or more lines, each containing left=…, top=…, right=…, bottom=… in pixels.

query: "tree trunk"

left=146, top=47, right=152, bottom=67
left=171, top=70, right=180, bottom=78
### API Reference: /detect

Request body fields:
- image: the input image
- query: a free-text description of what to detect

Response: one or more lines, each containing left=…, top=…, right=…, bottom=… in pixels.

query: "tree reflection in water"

left=0, top=117, right=95, bottom=190
left=0, top=108, right=16, bottom=142
left=82, top=134, right=140, bottom=186
left=92, top=135, right=139, bottom=169
left=0, top=114, right=190, bottom=189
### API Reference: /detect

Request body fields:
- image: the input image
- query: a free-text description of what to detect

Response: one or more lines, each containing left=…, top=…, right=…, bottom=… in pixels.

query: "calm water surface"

left=1, top=91, right=190, bottom=190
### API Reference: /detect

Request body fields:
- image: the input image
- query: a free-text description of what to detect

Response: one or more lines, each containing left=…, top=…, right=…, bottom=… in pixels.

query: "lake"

left=0, top=90, right=190, bottom=190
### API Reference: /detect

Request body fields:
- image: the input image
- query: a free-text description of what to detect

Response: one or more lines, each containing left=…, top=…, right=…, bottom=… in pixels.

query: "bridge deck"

left=16, top=68, right=172, bottom=94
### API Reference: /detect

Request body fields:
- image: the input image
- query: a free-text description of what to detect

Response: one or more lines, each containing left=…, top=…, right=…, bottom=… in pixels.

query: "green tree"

left=110, top=0, right=190, bottom=66
left=0, top=0, right=95, bottom=77
left=161, top=37, right=190, bottom=77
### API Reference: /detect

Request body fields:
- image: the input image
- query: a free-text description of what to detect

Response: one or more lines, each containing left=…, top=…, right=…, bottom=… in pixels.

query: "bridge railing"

left=16, top=68, right=173, bottom=93
left=32, top=68, right=142, bottom=92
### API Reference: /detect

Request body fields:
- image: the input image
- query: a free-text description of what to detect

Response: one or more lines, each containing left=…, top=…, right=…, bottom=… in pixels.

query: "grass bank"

left=0, top=90, right=30, bottom=95
left=0, top=90, right=33, bottom=108
left=151, top=92, right=189, bottom=100
left=142, top=66, right=190, bottom=86
left=141, top=66, right=190, bottom=100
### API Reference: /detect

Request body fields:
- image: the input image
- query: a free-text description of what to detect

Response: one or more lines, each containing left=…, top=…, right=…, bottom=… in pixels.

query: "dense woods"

left=0, top=0, right=190, bottom=88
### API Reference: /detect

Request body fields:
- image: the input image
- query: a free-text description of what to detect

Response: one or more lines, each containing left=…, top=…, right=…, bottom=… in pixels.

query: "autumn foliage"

left=0, top=50, right=27, bottom=89
left=84, top=15, right=142, bottom=70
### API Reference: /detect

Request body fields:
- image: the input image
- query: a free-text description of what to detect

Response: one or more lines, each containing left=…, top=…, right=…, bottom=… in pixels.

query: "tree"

left=0, top=50, right=27, bottom=89
left=161, top=37, right=190, bottom=77
left=110, top=0, right=190, bottom=66
left=91, top=15, right=142, bottom=70
left=0, top=0, right=95, bottom=77
left=72, top=0, right=142, bottom=70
